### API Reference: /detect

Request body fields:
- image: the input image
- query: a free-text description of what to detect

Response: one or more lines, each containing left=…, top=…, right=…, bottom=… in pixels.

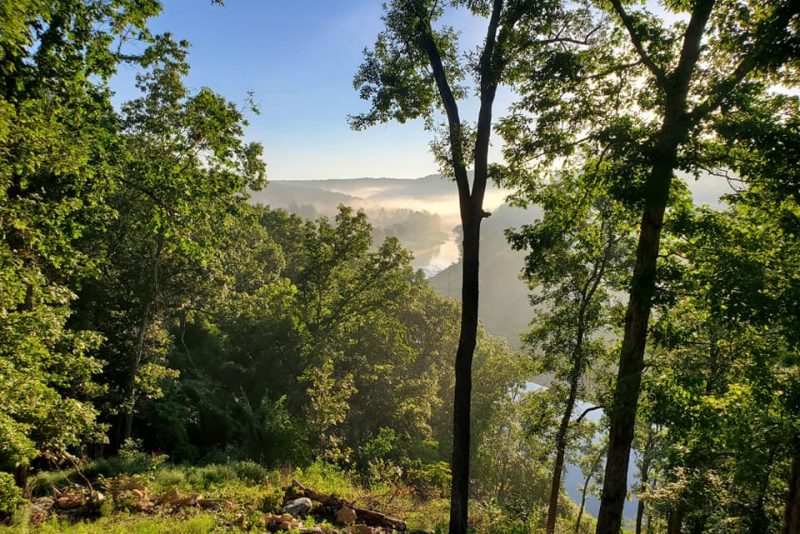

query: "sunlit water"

left=527, top=383, right=639, bottom=523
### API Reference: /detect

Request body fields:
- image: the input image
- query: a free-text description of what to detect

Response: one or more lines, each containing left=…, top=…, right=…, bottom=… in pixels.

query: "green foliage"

left=633, top=191, right=800, bottom=531
left=0, top=0, right=164, bottom=480
left=359, top=428, right=400, bottom=467
left=0, top=473, right=23, bottom=517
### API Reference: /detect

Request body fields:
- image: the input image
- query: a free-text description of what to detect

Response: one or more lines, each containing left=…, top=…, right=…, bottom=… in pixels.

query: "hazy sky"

left=111, top=0, right=515, bottom=180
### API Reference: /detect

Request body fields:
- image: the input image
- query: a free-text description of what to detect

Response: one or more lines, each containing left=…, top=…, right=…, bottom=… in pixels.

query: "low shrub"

left=0, top=473, right=24, bottom=518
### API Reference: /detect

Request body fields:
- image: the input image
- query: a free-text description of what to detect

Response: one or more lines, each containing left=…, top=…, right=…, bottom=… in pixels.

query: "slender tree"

left=516, top=1, right=800, bottom=530
left=352, top=2, right=600, bottom=530
left=575, top=433, right=607, bottom=534
left=507, top=167, right=635, bottom=533
left=633, top=423, right=661, bottom=534
left=787, top=455, right=800, bottom=534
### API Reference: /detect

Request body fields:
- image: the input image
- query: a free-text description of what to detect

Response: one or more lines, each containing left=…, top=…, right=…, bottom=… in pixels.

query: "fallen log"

left=54, top=493, right=85, bottom=510
left=289, top=480, right=407, bottom=531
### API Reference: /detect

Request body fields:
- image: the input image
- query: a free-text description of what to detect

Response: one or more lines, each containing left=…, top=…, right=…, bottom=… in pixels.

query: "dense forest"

left=1, top=0, right=799, bottom=533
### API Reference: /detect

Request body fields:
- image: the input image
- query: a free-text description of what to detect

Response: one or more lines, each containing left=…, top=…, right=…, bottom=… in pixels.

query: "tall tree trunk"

left=123, top=298, right=153, bottom=441
left=122, top=233, right=163, bottom=443
left=635, top=429, right=655, bottom=534
left=596, top=1, right=715, bottom=530
left=439, top=7, right=501, bottom=534
left=786, top=455, right=800, bottom=534
left=645, top=479, right=657, bottom=534
left=595, top=138, right=676, bottom=534
left=416, top=2, right=505, bottom=531
left=750, top=446, right=777, bottom=534
left=667, top=503, right=684, bottom=534
left=547, top=238, right=610, bottom=533
left=635, top=495, right=646, bottom=534
left=449, top=214, right=482, bottom=534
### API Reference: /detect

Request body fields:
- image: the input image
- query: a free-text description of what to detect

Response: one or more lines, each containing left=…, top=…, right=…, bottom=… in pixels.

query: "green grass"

left=5, top=513, right=220, bottom=534
left=1, top=457, right=451, bottom=533
left=1, top=457, right=592, bottom=533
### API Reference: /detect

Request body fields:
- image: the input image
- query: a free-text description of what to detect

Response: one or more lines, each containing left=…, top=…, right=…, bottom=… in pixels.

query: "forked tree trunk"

left=417, top=0, right=504, bottom=531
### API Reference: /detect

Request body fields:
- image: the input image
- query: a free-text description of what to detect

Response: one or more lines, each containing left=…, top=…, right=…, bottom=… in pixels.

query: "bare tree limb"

left=574, top=405, right=604, bottom=424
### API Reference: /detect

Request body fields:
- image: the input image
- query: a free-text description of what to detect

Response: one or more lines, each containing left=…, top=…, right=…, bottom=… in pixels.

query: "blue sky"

left=111, top=0, right=510, bottom=180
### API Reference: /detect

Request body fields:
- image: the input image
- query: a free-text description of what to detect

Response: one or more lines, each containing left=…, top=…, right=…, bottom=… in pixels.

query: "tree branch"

left=688, top=53, right=758, bottom=123
left=581, top=60, right=643, bottom=81
left=608, top=0, right=668, bottom=89
left=414, top=7, right=471, bottom=210
left=689, top=0, right=798, bottom=123
left=672, top=0, right=716, bottom=95
left=472, top=0, right=505, bottom=211
left=574, top=405, right=604, bottom=424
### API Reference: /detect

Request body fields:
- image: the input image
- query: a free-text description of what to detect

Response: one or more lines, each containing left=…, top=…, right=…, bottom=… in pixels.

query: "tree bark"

left=667, top=504, right=684, bottom=534
left=547, top=428, right=571, bottom=533
left=449, top=215, right=481, bottom=534
left=786, top=455, right=800, bottom=534
left=635, top=429, right=655, bottom=534
left=595, top=131, right=677, bottom=534
left=635, top=491, right=646, bottom=534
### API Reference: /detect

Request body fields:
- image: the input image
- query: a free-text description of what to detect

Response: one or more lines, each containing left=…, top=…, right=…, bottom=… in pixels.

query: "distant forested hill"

left=429, top=203, right=540, bottom=349
left=249, top=176, right=538, bottom=348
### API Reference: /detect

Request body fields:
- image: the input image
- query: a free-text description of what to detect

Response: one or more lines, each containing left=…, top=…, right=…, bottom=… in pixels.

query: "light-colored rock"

left=280, top=496, right=313, bottom=515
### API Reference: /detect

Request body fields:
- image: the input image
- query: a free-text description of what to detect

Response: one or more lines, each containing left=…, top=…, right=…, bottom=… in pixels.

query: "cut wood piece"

left=196, top=497, right=233, bottom=510
left=55, top=493, right=85, bottom=510
left=290, top=480, right=407, bottom=531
